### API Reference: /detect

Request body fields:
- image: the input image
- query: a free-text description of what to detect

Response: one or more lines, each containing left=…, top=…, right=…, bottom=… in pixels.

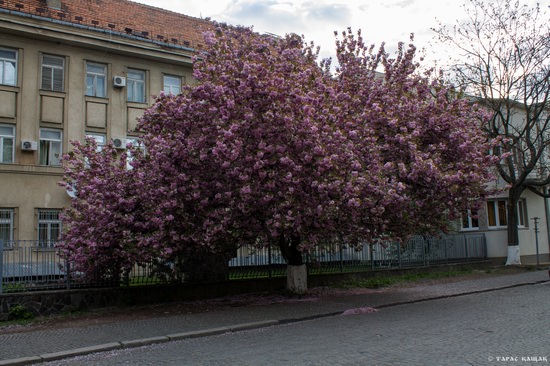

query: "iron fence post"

left=445, top=236, right=449, bottom=264
left=422, top=237, right=426, bottom=266
left=0, top=239, right=3, bottom=295
left=397, top=241, right=401, bottom=268
left=370, top=244, right=375, bottom=270
left=65, top=260, right=71, bottom=290
left=268, top=241, right=272, bottom=279
left=123, top=269, right=130, bottom=287
left=464, top=234, right=469, bottom=262
left=339, top=241, right=344, bottom=273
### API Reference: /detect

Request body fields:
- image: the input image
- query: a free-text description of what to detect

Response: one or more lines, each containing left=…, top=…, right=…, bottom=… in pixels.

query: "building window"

left=517, top=199, right=526, bottom=227
left=486, top=199, right=527, bottom=228
left=0, top=124, right=14, bottom=163
left=85, top=133, right=106, bottom=151
left=0, top=48, right=17, bottom=86
left=461, top=209, right=479, bottom=230
left=125, top=137, right=144, bottom=169
left=163, top=75, right=181, bottom=95
left=39, top=128, right=62, bottom=166
left=127, top=69, right=145, bottom=103
left=487, top=200, right=507, bottom=227
left=86, top=62, right=106, bottom=97
left=41, top=54, right=64, bottom=92
left=37, top=209, right=61, bottom=247
left=0, top=208, right=14, bottom=243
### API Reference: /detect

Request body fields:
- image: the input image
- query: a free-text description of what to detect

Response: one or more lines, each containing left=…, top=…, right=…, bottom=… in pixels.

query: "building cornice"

left=0, top=164, right=64, bottom=176
left=0, top=9, right=198, bottom=64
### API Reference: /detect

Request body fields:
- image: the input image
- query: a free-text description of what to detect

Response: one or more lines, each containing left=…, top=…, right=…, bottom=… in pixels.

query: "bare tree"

left=434, top=0, right=550, bottom=264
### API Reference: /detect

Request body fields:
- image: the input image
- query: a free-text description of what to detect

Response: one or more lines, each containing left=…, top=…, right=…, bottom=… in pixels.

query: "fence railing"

left=228, top=233, right=487, bottom=279
left=1, top=233, right=486, bottom=294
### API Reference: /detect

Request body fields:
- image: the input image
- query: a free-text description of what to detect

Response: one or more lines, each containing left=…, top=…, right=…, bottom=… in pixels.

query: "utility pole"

left=532, top=217, right=540, bottom=266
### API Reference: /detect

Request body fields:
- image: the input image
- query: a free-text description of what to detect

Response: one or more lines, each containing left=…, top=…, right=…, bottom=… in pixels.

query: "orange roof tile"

left=0, top=0, right=214, bottom=50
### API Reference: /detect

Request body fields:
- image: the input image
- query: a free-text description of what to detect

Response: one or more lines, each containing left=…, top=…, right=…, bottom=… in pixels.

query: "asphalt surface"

left=39, top=279, right=550, bottom=366
left=0, top=268, right=548, bottom=366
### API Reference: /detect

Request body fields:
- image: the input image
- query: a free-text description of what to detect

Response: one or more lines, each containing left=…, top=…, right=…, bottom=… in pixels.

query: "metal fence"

left=228, top=233, right=487, bottom=279
left=1, top=234, right=486, bottom=294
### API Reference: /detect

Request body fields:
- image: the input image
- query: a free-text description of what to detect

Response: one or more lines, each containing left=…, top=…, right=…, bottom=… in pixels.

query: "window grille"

left=37, top=209, right=61, bottom=247
left=0, top=208, right=14, bottom=243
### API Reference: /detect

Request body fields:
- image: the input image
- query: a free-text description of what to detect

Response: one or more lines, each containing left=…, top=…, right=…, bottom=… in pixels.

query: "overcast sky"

left=132, top=0, right=492, bottom=68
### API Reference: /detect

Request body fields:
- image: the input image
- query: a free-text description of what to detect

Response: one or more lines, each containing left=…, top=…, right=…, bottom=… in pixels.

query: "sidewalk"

left=1, top=268, right=548, bottom=366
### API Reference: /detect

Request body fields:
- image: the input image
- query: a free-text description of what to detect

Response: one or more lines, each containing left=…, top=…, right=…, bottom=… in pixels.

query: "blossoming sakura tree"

left=60, top=25, right=499, bottom=292
left=434, top=0, right=550, bottom=265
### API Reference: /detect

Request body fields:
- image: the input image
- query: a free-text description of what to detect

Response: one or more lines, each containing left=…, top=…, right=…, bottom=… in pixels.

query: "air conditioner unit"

left=112, top=137, right=127, bottom=149
left=113, top=76, right=126, bottom=88
left=21, top=140, right=38, bottom=151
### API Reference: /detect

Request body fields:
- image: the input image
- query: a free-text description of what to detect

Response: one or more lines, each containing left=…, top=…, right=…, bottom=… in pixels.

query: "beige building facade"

left=0, top=0, right=548, bottom=265
left=0, top=0, right=211, bottom=244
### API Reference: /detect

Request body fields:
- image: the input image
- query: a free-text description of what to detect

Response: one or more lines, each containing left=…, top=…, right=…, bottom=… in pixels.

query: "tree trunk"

left=505, top=187, right=523, bottom=265
left=278, top=235, right=304, bottom=265
left=278, top=235, right=307, bottom=293
left=286, top=264, right=308, bottom=294
left=182, top=248, right=233, bottom=283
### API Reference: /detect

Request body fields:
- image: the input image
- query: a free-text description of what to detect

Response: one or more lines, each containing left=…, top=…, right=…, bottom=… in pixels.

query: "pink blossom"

left=58, top=25, right=499, bottom=283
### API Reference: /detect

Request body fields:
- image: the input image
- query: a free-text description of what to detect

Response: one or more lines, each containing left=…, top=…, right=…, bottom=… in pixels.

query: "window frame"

left=0, top=47, right=17, bottom=86
left=125, top=137, right=144, bottom=169
left=39, top=128, right=63, bottom=166
left=85, top=62, right=107, bottom=98
left=0, top=124, right=15, bottom=164
left=461, top=209, right=479, bottom=231
left=163, top=74, right=181, bottom=95
left=0, top=208, right=14, bottom=243
left=85, top=133, right=106, bottom=151
left=41, top=54, right=65, bottom=92
left=517, top=199, right=527, bottom=227
left=37, top=209, right=61, bottom=247
left=486, top=199, right=527, bottom=229
left=127, top=68, right=146, bottom=103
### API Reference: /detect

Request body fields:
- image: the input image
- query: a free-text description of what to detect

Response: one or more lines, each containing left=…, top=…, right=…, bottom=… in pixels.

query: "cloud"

left=218, top=0, right=298, bottom=30
left=218, top=1, right=351, bottom=39
left=303, top=3, right=351, bottom=25
left=138, top=0, right=474, bottom=67
left=380, top=0, right=415, bottom=9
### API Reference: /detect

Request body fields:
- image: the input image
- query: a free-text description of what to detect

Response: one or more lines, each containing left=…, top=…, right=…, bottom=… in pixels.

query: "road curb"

left=1, top=278, right=548, bottom=365
left=229, top=320, right=280, bottom=332
left=166, top=326, right=231, bottom=341
left=374, top=279, right=550, bottom=310
left=40, top=343, right=122, bottom=362
left=120, top=336, right=171, bottom=348
left=0, top=356, right=42, bottom=366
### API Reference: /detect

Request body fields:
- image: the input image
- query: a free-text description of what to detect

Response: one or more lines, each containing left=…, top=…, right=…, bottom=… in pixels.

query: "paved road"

left=40, top=282, right=549, bottom=366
